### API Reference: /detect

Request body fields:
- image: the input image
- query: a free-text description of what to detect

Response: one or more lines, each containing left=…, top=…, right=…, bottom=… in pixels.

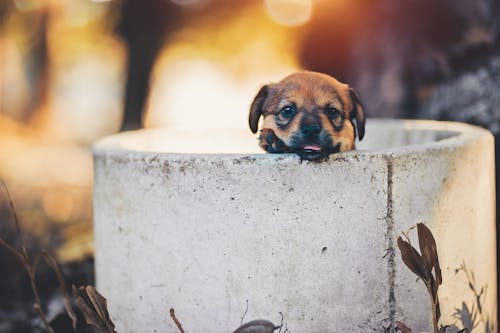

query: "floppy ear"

left=249, top=85, right=269, bottom=134
left=349, top=88, right=366, bottom=140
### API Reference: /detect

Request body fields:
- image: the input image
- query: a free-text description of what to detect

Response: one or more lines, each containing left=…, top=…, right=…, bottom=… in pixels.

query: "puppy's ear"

left=249, top=85, right=269, bottom=133
left=349, top=88, right=366, bottom=141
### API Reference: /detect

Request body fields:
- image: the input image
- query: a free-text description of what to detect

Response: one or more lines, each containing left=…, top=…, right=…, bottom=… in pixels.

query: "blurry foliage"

left=0, top=180, right=96, bottom=332
left=0, top=180, right=68, bottom=332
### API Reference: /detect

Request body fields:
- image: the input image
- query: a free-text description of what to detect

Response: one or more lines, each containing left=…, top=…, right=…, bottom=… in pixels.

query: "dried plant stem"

left=240, top=299, right=249, bottom=325
left=0, top=180, right=55, bottom=333
left=28, top=262, right=53, bottom=333
left=430, top=292, right=438, bottom=333
left=170, top=308, right=186, bottom=333
left=397, top=224, right=442, bottom=333
left=0, top=238, right=25, bottom=264
left=278, top=312, right=284, bottom=333
left=1, top=180, right=25, bottom=250
left=34, top=303, right=54, bottom=333
left=423, top=279, right=439, bottom=333
left=43, top=250, right=78, bottom=330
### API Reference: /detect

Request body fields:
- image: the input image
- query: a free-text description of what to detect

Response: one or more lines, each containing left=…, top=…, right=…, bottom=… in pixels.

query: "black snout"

left=301, top=124, right=321, bottom=137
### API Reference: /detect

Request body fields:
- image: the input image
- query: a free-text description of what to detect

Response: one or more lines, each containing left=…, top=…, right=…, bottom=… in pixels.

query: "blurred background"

left=0, top=0, right=499, bottom=331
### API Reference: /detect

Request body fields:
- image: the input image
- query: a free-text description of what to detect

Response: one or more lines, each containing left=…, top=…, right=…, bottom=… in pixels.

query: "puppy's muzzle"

left=301, top=124, right=321, bottom=138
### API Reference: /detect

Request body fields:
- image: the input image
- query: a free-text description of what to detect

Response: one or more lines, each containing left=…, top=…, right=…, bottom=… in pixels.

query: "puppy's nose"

left=301, top=124, right=321, bottom=137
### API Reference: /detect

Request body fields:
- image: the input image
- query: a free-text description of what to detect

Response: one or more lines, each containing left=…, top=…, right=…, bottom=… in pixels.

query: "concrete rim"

left=92, top=119, right=493, bottom=159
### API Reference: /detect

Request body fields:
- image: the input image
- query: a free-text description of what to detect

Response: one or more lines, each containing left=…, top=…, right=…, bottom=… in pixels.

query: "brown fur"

left=249, top=71, right=365, bottom=160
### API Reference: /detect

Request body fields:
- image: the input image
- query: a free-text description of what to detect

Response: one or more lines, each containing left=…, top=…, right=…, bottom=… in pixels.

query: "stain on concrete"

left=232, top=156, right=257, bottom=165
left=384, top=154, right=396, bottom=333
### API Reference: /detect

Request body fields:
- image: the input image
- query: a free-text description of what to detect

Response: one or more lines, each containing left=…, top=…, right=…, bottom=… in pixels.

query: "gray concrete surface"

left=93, top=119, right=496, bottom=332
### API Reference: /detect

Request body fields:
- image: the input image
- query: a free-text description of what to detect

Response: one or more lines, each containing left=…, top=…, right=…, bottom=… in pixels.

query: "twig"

left=0, top=238, right=25, bottom=264
left=0, top=180, right=55, bottom=333
left=170, top=308, right=186, bottom=333
left=1, top=180, right=78, bottom=331
left=278, top=312, right=285, bottom=333
left=43, top=250, right=78, bottom=330
left=240, top=300, right=249, bottom=325
left=0, top=180, right=26, bottom=255
left=34, top=303, right=54, bottom=333
left=430, top=291, right=438, bottom=333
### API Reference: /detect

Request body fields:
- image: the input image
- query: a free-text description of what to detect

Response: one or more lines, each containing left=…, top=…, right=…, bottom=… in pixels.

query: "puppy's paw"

left=258, top=128, right=290, bottom=153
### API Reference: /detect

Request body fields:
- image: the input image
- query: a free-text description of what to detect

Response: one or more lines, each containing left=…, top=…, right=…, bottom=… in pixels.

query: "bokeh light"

left=264, top=0, right=313, bottom=26
left=14, top=0, right=43, bottom=11
left=170, top=0, right=209, bottom=6
left=145, top=3, right=301, bottom=130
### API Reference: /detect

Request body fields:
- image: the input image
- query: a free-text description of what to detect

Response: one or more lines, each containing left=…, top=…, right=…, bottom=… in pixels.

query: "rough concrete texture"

left=93, top=119, right=496, bottom=333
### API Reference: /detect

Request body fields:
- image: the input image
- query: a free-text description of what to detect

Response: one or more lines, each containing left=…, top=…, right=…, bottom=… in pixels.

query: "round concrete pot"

left=93, top=119, right=496, bottom=333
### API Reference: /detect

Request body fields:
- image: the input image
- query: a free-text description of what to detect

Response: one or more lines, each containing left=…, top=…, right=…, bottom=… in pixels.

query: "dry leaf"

left=397, top=223, right=443, bottom=333
left=73, top=285, right=116, bottom=333
left=417, top=223, right=442, bottom=285
left=233, top=320, right=278, bottom=333
left=397, top=236, right=426, bottom=281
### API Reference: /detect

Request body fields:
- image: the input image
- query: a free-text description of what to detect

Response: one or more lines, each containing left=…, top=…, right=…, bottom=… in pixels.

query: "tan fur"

left=250, top=71, right=365, bottom=159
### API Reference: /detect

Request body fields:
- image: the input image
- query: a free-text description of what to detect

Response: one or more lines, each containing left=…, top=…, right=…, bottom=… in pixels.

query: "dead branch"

left=170, top=308, right=186, bottom=333
left=42, top=250, right=78, bottom=330
left=240, top=299, right=249, bottom=325
left=0, top=180, right=55, bottom=333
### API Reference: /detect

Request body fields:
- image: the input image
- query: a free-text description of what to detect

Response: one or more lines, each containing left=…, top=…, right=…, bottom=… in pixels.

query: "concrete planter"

left=93, top=119, right=496, bottom=333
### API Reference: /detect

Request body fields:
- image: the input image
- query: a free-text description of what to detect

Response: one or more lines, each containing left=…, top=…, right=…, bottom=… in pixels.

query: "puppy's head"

left=249, top=71, right=365, bottom=160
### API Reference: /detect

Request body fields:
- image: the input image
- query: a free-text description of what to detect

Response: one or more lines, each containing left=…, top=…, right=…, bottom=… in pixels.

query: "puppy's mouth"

left=297, top=143, right=340, bottom=160
left=299, top=144, right=325, bottom=160
left=303, top=144, right=322, bottom=152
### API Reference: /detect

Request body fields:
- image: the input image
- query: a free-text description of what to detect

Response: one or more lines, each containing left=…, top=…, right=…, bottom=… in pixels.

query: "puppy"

left=249, top=71, right=365, bottom=160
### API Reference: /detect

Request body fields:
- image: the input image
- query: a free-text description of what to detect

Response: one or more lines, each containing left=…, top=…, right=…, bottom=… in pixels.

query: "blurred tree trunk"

left=29, top=6, right=50, bottom=121
left=0, top=1, right=50, bottom=122
left=116, top=0, right=181, bottom=131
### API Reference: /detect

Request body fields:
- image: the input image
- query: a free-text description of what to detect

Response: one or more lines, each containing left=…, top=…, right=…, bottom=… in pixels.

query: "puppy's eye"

left=280, top=105, right=297, bottom=119
left=327, top=107, right=340, bottom=119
